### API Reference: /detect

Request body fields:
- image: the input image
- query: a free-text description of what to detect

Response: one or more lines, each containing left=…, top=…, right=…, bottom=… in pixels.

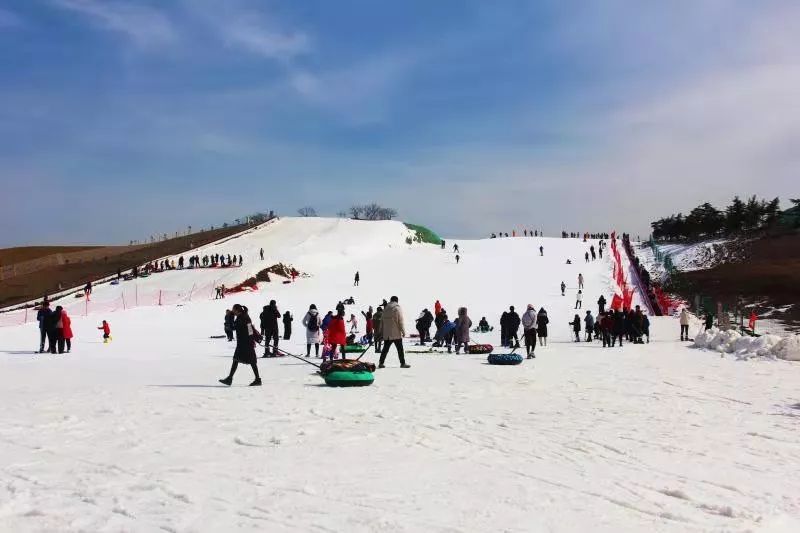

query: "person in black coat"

left=220, top=304, right=261, bottom=386
left=612, top=310, right=626, bottom=347
left=506, top=306, right=521, bottom=348
left=260, top=300, right=281, bottom=357
left=597, top=295, right=606, bottom=315
left=224, top=309, right=235, bottom=341
left=499, top=311, right=509, bottom=347
left=36, top=302, right=53, bottom=353
left=282, top=310, right=293, bottom=340
left=537, top=308, right=549, bottom=346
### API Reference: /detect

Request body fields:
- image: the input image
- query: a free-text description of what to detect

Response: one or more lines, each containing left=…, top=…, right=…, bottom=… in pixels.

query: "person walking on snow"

left=578, top=273, right=584, bottom=289
left=260, top=248, right=264, bottom=260
left=454, top=307, right=472, bottom=354
left=302, top=305, right=322, bottom=357
left=453, top=243, right=459, bottom=253
left=560, top=281, right=566, bottom=296
left=354, top=271, right=360, bottom=286
left=455, top=254, right=460, bottom=264
left=434, top=300, right=442, bottom=316
left=282, top=310, right=293, bottom=340
left=378, top=296, right=410, bottom=368
left=219, top=304, right=261, bottom=386
left=569, top=314, right=581, bottom=342
left=597, top=295, right=607, bottom=315
left=679, top=308, right=690, bottom=341
left=584, top=311, right=594, bottom=342
left=98, top=320, right=111, bottom=343
left=585, top=252, right=589, bottom=263
left=260, top=300, right=281, bottom=357
left=348, top=313, right=359, bottom=334
left=575, top=290, right=583, bottom=309
left=521, top=304, right=538, bottom=359
left=539, top=245, right=544, bottom=256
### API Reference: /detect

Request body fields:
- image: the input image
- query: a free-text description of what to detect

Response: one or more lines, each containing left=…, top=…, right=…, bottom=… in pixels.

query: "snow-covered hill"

left=1, top=218, right=799, bottom=532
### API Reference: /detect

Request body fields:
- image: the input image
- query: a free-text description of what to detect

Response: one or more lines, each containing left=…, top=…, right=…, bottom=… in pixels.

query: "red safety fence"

left=0, top=277, right=233, bottom=328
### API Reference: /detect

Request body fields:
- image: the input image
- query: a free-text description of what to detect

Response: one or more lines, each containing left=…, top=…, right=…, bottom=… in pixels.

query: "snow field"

left=1, top=218, right=799, bottom=532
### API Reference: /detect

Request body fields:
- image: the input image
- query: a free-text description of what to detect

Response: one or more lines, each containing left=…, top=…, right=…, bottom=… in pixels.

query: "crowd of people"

left=568, top=305, right=650, bottom=347
left=620, top=233, right=664, bottom=317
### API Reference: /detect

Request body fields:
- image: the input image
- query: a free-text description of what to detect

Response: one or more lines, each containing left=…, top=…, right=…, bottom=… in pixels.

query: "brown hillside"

left=0, top=223, right=254, bottom=308
left=0, top=246, right=101, bottom=266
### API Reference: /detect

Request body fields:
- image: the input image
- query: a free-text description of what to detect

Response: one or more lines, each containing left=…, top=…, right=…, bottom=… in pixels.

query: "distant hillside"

left=0, top=246, right=101, bottom=266
left=0, top=223, right=255, bottom=309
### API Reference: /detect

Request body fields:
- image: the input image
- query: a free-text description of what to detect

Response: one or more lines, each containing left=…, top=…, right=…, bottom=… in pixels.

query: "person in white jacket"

left=521, top=304, right=538, bottom=359
left=575, top=290, right=583, bottom=310
left=679, top=308, right=690, bottom=341
left=302, top=305, right=323, bottom=357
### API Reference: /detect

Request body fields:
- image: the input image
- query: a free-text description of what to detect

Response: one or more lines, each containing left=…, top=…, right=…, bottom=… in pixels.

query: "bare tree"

left=297, top=206, right=318, bottom=217
left=349, top=205, right=364, bottom=219
left=351, top=203, right=398, bottom=220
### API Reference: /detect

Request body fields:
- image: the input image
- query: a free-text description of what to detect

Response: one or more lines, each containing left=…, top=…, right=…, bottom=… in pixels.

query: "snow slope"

left=2, top=218, right=799, bottom=532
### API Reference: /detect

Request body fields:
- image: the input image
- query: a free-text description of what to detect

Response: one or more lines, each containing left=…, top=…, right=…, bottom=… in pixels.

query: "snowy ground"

left=2, top=220, right=799, bottom=532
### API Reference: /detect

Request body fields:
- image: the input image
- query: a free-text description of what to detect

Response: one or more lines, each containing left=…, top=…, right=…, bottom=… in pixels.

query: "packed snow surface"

left=2, top=218, right=799, bottom=532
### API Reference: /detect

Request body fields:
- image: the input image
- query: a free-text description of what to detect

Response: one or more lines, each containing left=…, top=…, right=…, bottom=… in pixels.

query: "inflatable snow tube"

left=487, top=353, right=523, bottom=366
left=323, top=370, right=375, bottom=387
left=319, top=359, right=376, bottom=376
left=343, top=344, right=365, bottom=354
left=468, top=344, right=494, bottom=355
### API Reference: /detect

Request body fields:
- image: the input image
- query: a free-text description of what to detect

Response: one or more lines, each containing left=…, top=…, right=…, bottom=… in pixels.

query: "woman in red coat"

left=327, top=310, right=347, bottom=359
left=62, top=310, right=73, bottom=352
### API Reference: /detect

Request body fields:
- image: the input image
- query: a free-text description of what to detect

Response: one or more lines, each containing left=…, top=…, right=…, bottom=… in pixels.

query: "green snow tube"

left=323, top=370, right=375, bottom=387
left=342, top=344, right=366, bottom=353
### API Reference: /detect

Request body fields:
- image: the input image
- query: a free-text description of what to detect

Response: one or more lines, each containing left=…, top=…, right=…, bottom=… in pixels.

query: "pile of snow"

left=692, top=328, right=796, bottom=359
left=773, top=335, right=800, bottom=361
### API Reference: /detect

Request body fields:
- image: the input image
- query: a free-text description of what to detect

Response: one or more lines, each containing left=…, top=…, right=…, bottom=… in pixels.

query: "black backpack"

left=308, top=314, right=319, bottom=331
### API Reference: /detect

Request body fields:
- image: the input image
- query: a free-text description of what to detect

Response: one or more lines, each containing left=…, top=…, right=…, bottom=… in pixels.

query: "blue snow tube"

left=487, top=353, right=523, bottom=365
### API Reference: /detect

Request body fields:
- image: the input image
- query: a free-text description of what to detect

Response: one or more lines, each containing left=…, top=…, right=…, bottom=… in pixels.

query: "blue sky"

left=1, top=0, right=798, bottom=246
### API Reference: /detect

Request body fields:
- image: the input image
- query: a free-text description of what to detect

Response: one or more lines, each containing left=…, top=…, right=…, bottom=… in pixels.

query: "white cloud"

left=52, top=0, right=176, bottom=47
left=220, top=16, right=309, bottom=60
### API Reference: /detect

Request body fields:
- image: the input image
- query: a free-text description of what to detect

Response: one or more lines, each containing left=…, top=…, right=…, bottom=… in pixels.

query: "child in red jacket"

left=325, top=311, right=347, bottom=361
left=98, top=320, right=111, bottom=343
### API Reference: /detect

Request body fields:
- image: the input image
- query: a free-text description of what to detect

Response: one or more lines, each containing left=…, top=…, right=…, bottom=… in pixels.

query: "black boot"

left=250, top=378, right=262, bottom=386
left=219, top=376, right=233, bottom=386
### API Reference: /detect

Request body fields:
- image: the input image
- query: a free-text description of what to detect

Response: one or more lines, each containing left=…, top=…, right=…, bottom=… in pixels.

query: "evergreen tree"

left=762, top=197, right=781, bottom=227
left=724, top=196, right=745, bottom=233
left=742, top=195, right=765, bottom=230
